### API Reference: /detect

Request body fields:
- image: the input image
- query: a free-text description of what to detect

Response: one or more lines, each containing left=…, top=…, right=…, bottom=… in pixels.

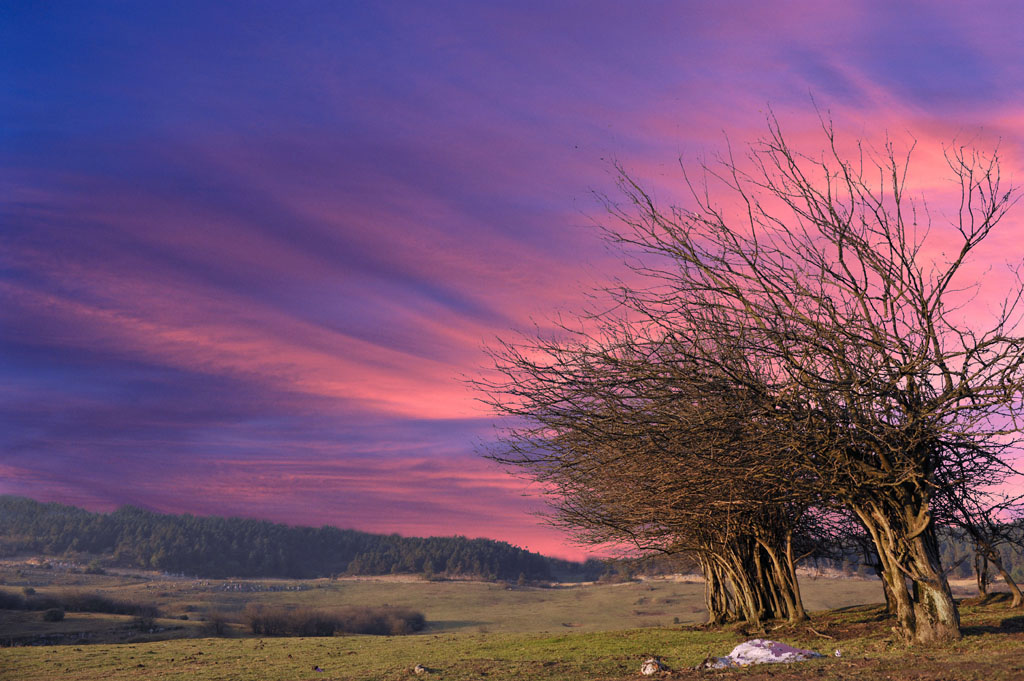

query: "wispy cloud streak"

left=4, top=1, right=1024, bottom=559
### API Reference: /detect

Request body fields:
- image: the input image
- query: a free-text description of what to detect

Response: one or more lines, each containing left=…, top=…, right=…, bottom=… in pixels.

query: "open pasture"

left=4, top=564, right=1024, bottom=681
left=4, top=599, right=1024, bottom=681
left=0, top=560, right=884, bottom=640
left=10, top=564, right=1022, bottom=680
left=0, top=563, right=898, bottom=680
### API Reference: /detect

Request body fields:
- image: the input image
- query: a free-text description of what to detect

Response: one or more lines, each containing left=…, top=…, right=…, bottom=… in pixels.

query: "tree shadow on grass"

left=423, top=620, right=489, bottom=632
left=960, top=592, right=1013, bottom=607
left=826, top=603, right=891, bottom=624
left=962, top=615, right=1024, bottom=637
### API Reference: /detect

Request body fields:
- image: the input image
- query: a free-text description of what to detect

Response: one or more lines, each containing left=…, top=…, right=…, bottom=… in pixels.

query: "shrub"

left=134, top=613, right=156, bottom=630
left=43, top=608, right=65, bottom=622
left=60, top=592, right=124, bottom=613
left=244, top=604, right=290, bottom=636
left=59, top=592, right=159, bottom=618
left=0, top=589, right=160, bottom=616
left=243, top=604, right=426, bottom=637
left=288, top=607, right=338, bottom=637
left=84, top=560, right=106, bottom=575
left=132, top=604, right=160, bottom=622
left=205, top=610, right=231, bottom=636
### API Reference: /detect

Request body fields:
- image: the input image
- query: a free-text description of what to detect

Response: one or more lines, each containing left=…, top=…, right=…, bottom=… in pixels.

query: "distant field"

left=7, top=560, right=1023, bottom=681
left=0, top=559, right=884, bottom=640
left=5, top=600, right=1024, bottom=681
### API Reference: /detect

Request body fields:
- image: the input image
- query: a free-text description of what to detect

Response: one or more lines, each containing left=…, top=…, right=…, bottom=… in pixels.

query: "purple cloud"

left=4, top=1, right=1024, bottom=559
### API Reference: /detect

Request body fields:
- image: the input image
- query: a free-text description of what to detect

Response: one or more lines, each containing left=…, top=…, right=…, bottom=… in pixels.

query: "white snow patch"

left=704, top=639, right=823, bottom=669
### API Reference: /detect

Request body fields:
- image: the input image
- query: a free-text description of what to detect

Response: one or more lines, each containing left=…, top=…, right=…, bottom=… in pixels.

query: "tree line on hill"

left=0, top=495, right=595, bottom=581
left=3, top=495, right=1021, bottom=590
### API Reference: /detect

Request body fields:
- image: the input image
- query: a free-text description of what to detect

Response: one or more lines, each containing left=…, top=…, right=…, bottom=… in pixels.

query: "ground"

left=1, top=559, right=1020, bottom=681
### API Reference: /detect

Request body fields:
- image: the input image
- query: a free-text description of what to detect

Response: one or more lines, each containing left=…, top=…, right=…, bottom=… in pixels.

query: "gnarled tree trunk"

left=975, top=549, right=990, bottom=598
left=979, top=545, right=1023, bottom=608
left=700, top=553, right=735, bottom=625
left=853, top=498, right=960, bottom=643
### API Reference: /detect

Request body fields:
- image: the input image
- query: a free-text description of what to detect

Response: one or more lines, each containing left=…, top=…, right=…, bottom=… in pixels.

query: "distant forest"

left=0, top=496, right=604, bottom=581
left=4, top=496, right=1019, bottom=586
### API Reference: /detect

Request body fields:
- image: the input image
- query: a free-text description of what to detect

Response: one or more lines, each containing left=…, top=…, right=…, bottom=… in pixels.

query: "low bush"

left=42, top=608, right=65, bottom=622
left=244, top=604, right=290, bottom=636
left=336, top=606, right=426, bottom=635
left=0, top=588, right=160, bottom=619
left=59, top=592, right=160, bottom=619
left=204, top=610, right=231, bottom=636
left=243, top=604, right=425, bottom=637
left=289, top=607, right=337, bottom=636
left=134, top=613, right=156, bottom=630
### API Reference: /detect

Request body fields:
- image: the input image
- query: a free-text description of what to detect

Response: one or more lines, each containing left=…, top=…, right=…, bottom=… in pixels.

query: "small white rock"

left=640, top=657, right=667, bottom=675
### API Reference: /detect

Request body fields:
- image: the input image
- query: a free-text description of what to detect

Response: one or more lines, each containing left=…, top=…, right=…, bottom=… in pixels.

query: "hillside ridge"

left=0, top=495, right=599, bottom=581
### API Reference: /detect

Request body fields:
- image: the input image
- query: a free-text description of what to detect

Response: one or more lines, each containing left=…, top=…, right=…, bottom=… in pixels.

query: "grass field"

left=0, top=559, right=886, bottom=639
left=3, top=559, right=1022, bottom=681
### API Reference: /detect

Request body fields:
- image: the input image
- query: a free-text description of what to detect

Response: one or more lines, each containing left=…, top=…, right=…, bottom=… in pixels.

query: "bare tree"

left=480, top=115, right=1024, bottom=643
left=480, top=329, right=817, bottom=629
left=602, top=117, right=1024, bottom=643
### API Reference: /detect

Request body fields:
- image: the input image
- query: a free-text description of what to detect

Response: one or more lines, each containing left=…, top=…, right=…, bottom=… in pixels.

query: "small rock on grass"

left=641, top=656, right=669, bottom=675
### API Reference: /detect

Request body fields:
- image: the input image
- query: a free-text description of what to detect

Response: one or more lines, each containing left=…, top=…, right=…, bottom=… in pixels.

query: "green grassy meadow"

left=4, top=560, right=1023, bottom=681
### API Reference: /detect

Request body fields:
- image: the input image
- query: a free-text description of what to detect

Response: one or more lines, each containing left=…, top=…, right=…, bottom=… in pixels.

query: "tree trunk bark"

left=876, top=563, right=899, bottom=616
left=754, top=547, right=782, bottom=620
left=758, top=536, right=807, bottom=623
left=975, top=550, right=989, bottom=598
left=784, top=531, right=808, bottom=622
left=851, top=495, right=961, bottom=643
left=720, top=550, right=765, bottom=632
left=700, top=554, right=731, bottom=625
left=911, top=577, right=961, bottom=643
left=985, top=550, right=1023, bottom=608
left=854, top=505, right=916, bottom=640
left=905, top=511, right=961, bottom=643
left=866, top=551, right=898, bottom=616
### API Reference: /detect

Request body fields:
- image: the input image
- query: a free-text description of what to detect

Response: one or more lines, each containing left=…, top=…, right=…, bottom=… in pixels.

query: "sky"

left=4, top=1, right=1024, bottom=560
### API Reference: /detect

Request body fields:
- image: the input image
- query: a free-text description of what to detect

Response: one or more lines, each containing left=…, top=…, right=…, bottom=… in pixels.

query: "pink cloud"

left=7, top=1, right=1024, bottom=562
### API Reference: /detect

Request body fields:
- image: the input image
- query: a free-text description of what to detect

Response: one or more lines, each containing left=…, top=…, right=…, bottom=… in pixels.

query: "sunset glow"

left=5, top=2, right=1024, bottom=560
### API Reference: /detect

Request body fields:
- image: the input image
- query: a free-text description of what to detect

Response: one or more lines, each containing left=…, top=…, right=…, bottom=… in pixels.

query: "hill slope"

left=0, top=495, right=590, bottom=580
